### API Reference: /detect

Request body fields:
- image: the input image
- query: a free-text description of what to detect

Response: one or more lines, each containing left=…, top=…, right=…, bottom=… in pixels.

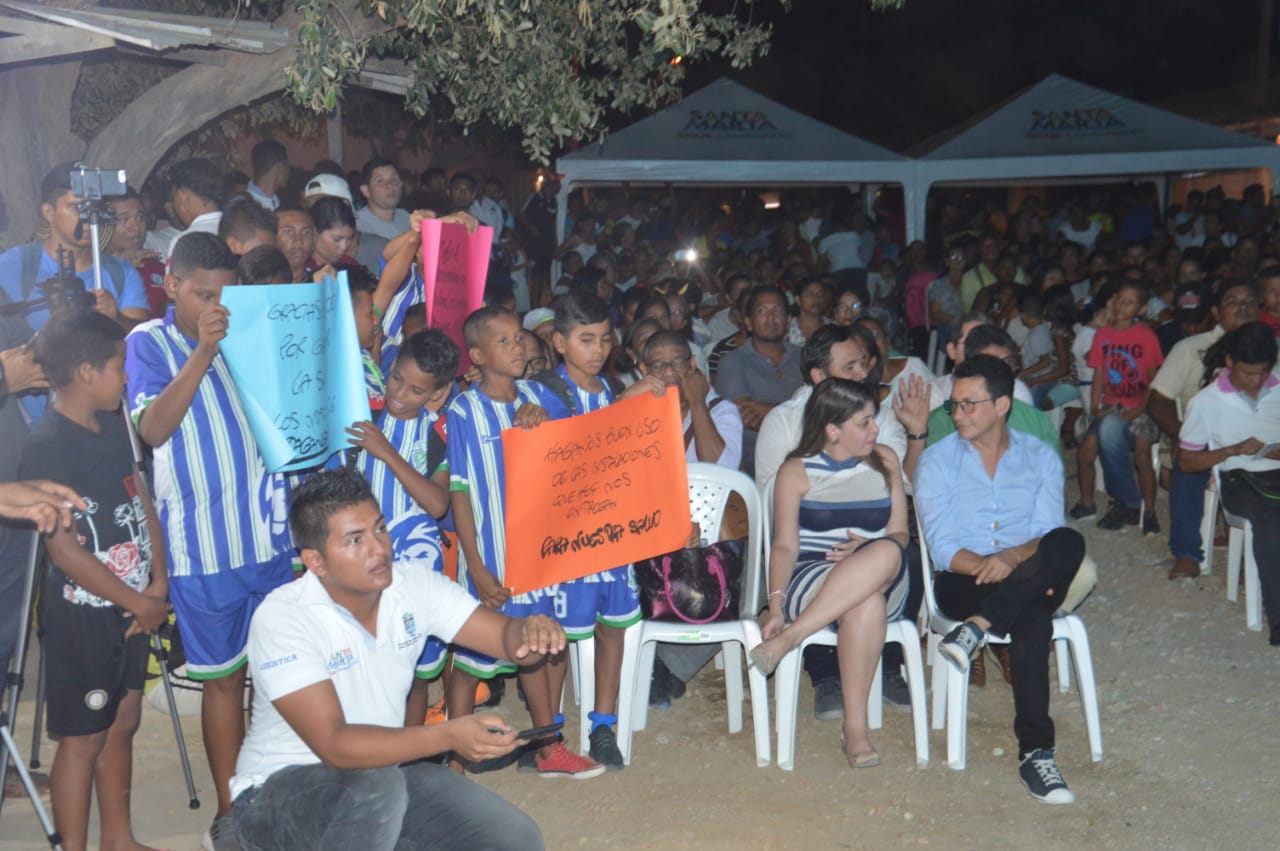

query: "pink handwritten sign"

left=420, top=220, right=493, bottom=372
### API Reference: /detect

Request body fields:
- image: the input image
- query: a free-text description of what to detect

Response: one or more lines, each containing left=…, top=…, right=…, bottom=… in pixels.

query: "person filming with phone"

left=229, top=469, right=551, bottom=850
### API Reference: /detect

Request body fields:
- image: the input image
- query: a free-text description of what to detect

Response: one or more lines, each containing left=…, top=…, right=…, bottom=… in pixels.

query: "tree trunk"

left=0, top=60, right=85, bottom=250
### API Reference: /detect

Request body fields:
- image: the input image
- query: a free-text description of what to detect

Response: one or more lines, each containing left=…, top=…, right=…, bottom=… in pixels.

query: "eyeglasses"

left=834, top=302, right=863, bottom=314
left=943, top=397, right=994, bottom=416
left=645, top=356, right=691, bottom=373
left=526, top=356, right=548, bottom=371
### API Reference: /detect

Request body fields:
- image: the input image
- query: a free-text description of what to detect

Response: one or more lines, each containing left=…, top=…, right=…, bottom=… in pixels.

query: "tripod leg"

left=30, top=643, right=45, bottom=768
left=0, top=531, right=43, bottom=823
left=0, top=718, right=63, bottom=850
left=151, top=635, right=200, bottom=809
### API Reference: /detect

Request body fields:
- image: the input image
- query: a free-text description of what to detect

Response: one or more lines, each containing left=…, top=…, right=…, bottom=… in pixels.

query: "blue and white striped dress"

left=783, top=452, right=908, bottom=624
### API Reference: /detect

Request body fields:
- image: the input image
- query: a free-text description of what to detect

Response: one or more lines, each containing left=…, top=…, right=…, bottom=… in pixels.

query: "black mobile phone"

left=514, top=721, right=564, bottom=741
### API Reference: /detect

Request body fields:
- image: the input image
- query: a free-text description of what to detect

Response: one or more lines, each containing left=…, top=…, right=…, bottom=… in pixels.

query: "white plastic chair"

left=566, top=624, right=641, bottom=756
left=915, top=514, right=1103, bottom=770
left=621, top=463, right=771, bottom=767
left=1214, top=467, right=1262, bottom=631
left=925, top=328, right=940, bottom=376
left=1197, top=471, right=1218, bottom=576
left=774, top=616, right=928, bottom=770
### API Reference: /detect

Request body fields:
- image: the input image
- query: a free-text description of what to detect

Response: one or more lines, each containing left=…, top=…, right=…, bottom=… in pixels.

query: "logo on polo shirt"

left=259, top=653, right=298, bottom=672
left=327, top=647, right=356, bottom=675
left=397, top=612, right=422, bottom=650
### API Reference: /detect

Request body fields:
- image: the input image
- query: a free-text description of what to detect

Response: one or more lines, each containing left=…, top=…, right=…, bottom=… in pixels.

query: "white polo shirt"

left=1180, top=370, right=1280, bottom=473
left=230, top=560, right=477, bottom=798
left=1150, top=325, right=1224, bottom=409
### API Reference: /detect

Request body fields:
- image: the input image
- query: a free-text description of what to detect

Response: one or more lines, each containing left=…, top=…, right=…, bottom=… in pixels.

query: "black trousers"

left=933, top=527, right=1084, bottom=757
left=1220, top=468, right=1280, bottom=630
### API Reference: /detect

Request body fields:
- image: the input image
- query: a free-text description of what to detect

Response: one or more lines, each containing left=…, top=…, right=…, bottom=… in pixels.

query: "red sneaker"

left=534, top=741, right=607, bottom=780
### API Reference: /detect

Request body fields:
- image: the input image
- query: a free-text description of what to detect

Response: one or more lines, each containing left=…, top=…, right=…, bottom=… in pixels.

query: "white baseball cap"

left=303, top=173, right=353, bottom=205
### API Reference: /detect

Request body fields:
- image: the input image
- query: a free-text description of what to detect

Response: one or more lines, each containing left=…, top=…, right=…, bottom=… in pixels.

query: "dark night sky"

left=676, top=0, right=1264, bottom=151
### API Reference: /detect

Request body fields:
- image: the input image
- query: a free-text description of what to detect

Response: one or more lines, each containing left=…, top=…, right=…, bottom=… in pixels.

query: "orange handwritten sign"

left=502, top=391, right=691, bottom=596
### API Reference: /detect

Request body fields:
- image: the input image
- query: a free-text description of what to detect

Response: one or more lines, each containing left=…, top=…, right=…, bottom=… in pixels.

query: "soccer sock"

left=587, top=711, right=617, bottom=732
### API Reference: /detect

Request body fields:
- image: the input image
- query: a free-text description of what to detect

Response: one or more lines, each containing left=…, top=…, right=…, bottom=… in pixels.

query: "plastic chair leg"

left=773, top=646, right=803, bottom=770
left=1226, top=527, right=1244, bottom=604
left=573, top=637, right=596, bottom=754
left=615, top=623, right=641, bottom=765
left=631, top=639, right=658, bottom=733
left=743, top=626, right=771, bottom=767
left=721, top=641, right=744, bottom=734
left=1199, top=489, right=1217, bottom=575
left=1063, top=619, right=1104, bottom=762
left=929, top=636, right=947, bottom=731
left=945, top=662, right=968, bottom=770
left=1244, top=532, right=1262, bottom=631
left=898, top=625, right=930, bottom=766
left=567, top=640, right=582, bottom=706
left=1054, top=636, right=1071, bottom=693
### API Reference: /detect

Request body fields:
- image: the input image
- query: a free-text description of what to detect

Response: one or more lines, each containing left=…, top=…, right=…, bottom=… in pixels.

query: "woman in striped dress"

left=750, top=377, right=909, bottom=768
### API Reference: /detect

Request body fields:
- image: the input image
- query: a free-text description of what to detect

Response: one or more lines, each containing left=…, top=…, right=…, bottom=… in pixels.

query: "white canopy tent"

left=555, top=77, right=918, bottom=246
left=911, top=73, right=1280, bottom=241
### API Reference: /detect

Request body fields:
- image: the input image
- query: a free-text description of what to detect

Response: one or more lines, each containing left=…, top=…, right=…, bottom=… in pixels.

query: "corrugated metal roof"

left=0, top=0, right=288, bottom=53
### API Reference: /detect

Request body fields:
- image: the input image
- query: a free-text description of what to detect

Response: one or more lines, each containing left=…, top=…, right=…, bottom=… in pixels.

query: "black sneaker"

left=882, top=670, right=912, bottom=709
left=1142, top=513, right=1161, bottom=536
left=1096, top=501, right=1139, bottom=530
left=1068, top=502, right=1096, bottom=520
left=588, top=725, right=625, bottom=771
left=938, top=622, right=985, bottom=672
left=1018, top=747, right=1075, bottom=804
left=813, top=680, right=844, bottom=721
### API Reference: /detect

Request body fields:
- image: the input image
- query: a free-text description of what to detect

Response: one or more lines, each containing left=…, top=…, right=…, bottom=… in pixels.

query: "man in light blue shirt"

left=913, top=355, right=1084, bottom=805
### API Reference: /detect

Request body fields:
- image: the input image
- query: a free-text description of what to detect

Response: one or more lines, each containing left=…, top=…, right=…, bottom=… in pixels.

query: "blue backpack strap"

left=530, top=368, right=577, bottom=416
left=100, top=255, right=127, bottom=297
left=19, top=242, right=43, bottom=301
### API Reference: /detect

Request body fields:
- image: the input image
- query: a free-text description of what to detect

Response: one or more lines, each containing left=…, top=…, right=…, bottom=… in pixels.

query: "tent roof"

left=919, top=73, right=1275, bottom=161
left=558, top=78, right=909, bottom=185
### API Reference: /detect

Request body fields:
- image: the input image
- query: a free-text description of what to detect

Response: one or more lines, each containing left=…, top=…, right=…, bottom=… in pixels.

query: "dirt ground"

left=2, top=476, right=1277, bottom=850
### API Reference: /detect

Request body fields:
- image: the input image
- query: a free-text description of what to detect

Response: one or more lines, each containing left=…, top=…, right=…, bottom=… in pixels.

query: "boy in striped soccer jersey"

left=346, top=328, right=456, bottom=698
left=126, top=232, right=295, bottom=850
left=444, top=305, right=605, bottom=779
left=527, top=291, right=656, bottom=770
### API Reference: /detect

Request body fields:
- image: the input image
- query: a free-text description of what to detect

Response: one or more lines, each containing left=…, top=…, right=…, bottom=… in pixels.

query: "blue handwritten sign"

left=218, top=275, right=371, bottom=472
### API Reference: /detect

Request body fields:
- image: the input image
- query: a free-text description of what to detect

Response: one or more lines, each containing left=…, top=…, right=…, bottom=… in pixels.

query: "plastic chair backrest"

left=914, top=509, right=946, bottom=624
left=686, top=462, right=766, bottom=620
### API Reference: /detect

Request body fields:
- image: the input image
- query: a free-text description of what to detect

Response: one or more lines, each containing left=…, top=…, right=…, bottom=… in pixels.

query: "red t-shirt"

left=1087, top=323, right=1164, bottom=408
left=1260, top=308, right=1280, bottom=336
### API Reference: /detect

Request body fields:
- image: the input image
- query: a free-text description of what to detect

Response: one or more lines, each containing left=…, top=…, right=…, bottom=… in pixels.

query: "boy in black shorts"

left=19, top=308, right=169, bottom=851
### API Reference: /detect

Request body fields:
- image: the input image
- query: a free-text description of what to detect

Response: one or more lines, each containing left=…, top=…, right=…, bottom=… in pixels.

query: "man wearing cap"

left=523, top=307, right=556, bottom=347
left=1149, top=280, right=1262, bottom=578
left=303, top=173, right=355, bottom=209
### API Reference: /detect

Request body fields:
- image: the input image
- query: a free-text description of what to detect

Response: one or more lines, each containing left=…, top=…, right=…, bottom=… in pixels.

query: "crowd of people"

left=1, top=142, right=1278, bottom=850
